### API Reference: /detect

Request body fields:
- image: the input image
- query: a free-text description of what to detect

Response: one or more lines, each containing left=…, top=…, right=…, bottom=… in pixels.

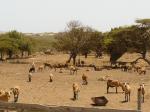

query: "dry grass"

left=0, top=53, right=150, bottom=112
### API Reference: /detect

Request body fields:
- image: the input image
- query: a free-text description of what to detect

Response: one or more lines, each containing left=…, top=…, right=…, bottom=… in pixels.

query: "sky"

left=0, top=0, right=150, bottom=33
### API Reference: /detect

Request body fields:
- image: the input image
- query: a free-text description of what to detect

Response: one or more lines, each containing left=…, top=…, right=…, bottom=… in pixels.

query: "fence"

left=0, top=102, right=141, bottom=112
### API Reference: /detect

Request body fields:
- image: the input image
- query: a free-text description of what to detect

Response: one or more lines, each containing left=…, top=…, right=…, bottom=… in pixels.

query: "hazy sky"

left=0, top=0, right=150, bottom=33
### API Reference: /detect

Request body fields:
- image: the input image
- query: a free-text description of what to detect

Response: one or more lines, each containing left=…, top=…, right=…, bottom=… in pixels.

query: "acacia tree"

left=0, top=34, right=19, bottom=59
left=135, top=19, right=150, bottom=58
left=104, top=22, right=150, bottom=63
left=53, top=21, right=84, bottom=65
left=0, top=30, right=33, bottom=59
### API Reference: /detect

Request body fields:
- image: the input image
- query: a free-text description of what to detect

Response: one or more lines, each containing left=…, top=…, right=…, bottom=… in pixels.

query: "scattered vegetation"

left=0, top=19, right=150, bottom=64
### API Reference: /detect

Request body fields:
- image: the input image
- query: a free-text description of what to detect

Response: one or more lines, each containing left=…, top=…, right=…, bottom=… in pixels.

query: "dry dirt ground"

left=0, top=54, right=150, bottom=112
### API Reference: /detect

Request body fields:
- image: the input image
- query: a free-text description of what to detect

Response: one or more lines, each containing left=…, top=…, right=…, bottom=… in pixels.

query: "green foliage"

left=32, top=36, right=54, bottom=52
left=0, top=30, right=34, bottom=59
left=136, top=19, right=150, bottom=25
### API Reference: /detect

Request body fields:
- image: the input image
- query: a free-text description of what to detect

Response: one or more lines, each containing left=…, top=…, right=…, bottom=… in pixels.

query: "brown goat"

left=82, top=74, right=88, bottom=85
left=38, top=65, right=44, bottom=72
left=0, top=91, right=11, bottom=102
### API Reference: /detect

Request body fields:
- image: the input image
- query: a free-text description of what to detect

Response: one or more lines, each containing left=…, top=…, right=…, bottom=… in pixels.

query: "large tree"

left=53, top=21, right=85, bottom=65
left=53, top=21, right=102, bottom=64
left=104, top=23, right=150, bottom=63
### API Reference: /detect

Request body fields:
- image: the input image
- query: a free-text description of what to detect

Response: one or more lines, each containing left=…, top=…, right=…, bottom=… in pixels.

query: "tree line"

left=0, top=31, right=53, bottom=60
left=0, top=19, right=150, bottom=64
left=53, top=19, right=150, bottom=65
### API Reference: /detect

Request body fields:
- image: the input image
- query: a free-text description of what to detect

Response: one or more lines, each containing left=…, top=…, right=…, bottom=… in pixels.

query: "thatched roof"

left=117, top=53, right=141, bottom=62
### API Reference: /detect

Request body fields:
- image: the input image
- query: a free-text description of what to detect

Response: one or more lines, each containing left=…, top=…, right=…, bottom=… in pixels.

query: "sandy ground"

left=0, top=54, right=150, bottom=112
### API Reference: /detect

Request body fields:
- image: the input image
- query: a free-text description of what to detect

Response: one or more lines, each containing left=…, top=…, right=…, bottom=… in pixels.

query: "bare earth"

left=0, top=54, right=150, bottom=112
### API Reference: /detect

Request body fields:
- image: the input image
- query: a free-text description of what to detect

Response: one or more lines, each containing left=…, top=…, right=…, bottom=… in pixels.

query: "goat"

left=28, top=73, right=32, bottom=82
left=29, top=67, right=35, bottom=73
left=98, top=75, right=110, bottom=81
left=38, top=65, right=44, bottom=72
left=44, top=63, right=52, bottom=69
left=70, top=66, right=78, bottom=75
left=133, top=64, right=141, bottom=73
left=10, top=86, right=20, bottom=102
left=138, top=66, right=146, bottom=75
left=93, top=65, right=102, bottom=71
left=49, top=73, right=53, bottom=82
left=0, top=91, right=11, bottom=102
left=72, top=83, right=80, bottom=100
left=122, top=82, right=131, bottom=102
left=82, top=74, right=88, bottom=85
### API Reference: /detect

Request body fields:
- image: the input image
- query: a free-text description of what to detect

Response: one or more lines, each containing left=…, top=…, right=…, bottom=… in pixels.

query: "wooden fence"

left=0, top=102, right=141, bottom=112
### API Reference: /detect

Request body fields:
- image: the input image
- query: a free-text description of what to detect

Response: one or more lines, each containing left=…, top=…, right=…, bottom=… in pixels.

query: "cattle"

left=107, top=80, right=124, bottom=93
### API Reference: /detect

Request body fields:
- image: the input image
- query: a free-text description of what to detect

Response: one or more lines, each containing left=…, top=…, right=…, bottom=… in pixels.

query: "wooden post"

left=137, top=89, right=142, bottom=111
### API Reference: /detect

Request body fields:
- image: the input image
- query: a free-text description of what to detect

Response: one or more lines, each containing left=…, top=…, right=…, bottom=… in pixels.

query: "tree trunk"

left=67, top=54, right=73, bottom=63
left=28, top=50, right=31, bottom=56
left=8, top=50, right=13, bottom=59
left=73, top=54, right=77, bottom=65
left=85, top=53, right=87, bottom=58
left=142, top=52, right=146, bottom=59
left=21, top=51, right=24, bottom=58
left=142, top=44, right=147, bottom=59
left=0, top=51, right=3, bottom=60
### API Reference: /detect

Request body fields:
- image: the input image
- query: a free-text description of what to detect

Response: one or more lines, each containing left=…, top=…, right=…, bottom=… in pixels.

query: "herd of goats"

left=0, top=60, right=147, bottom=106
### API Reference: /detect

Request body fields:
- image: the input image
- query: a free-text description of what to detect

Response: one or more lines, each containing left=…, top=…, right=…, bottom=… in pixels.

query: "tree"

left=0, top=30, right=34, bottom=59
left=90, top=31, right=103, bottom=58
left=104, top=22, right=150, bottom=63
left=53, top=21, right=84, bottom=65
left=0, top=34, right=19, bottom=59
left=54, top=21, right=100, bottom=64
left=135, top=19, right=150, bottom=58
